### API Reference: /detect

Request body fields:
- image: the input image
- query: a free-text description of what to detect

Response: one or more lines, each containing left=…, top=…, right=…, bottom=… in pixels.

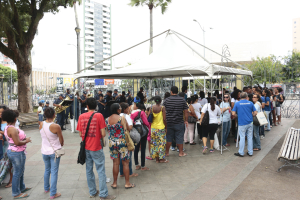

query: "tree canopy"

left=0, top=64, right=18, bottom=82
left=0, top=0, right=80, bottom=112
left=129, top=0, right=172, bottom=14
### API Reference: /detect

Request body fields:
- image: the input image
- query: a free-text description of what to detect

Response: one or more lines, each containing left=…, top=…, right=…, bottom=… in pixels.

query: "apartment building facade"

left=293, top=18, right=300, bottom=51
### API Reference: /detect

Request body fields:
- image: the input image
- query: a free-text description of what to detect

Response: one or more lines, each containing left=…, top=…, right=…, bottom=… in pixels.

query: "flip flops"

left=14, top=193, right=29, bottom=199
left=21, top=188, right=32, bottom=193
left=125, top=183, right=136, bottom=189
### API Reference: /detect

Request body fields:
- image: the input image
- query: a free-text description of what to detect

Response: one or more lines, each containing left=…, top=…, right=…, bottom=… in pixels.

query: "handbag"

left=257, top=112, right=268, bottom=126
left=147, top=106, right=153, bottom=123
left=130, top=127, right=141, bottom=143
left=121, top=116, right=135, bottom=151
left=133, top=111, right=148, bottom=138
left=42, top=122, right=65, bottom=161
left=77, top=113, right=95, bottom=165
left=253, top=116, right=260, bottom=126
left=201, top=104, right=210, bottom=126
left=188, top=116, right=197, bottom=123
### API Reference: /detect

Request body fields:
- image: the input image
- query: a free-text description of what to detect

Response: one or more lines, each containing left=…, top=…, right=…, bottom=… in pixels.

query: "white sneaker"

left=260, top=135, right=265, bottom=139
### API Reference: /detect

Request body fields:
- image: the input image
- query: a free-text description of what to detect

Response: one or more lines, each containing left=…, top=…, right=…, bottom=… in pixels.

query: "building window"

left=295, top=21, right=297, bottom=24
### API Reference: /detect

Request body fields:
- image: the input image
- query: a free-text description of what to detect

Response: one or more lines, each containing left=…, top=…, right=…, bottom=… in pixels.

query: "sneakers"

left=209, top=148, right=214, bottom=153
left=260, top=135, right=265, bottom=139
left=100, top=195, right=117, bottom=200
left=202, top=146, right=208, bottom=154
left=170, top=147, right=176, bottom=151
left=177, top=148, right=185, bottom=152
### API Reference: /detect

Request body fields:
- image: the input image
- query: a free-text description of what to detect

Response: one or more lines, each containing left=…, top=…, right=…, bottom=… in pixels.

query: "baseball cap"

left=128, top=90, right=131, bottom=93
left=134, top=96, right=141, bottom=103
left=59, top=94, right=64, bottom=97
left=114, top=89, right=118, bottom=92
left=83, top=91, right=87, bottom=94
left=46, top=101, right=49, bottom=104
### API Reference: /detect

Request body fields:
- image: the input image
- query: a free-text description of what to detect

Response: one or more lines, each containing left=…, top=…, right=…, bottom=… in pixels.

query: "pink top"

left=130, top=110, right=151, bottom=138
left=4, top=125, right=27, bottom=152
left=40, top=122, right=62, bottom=155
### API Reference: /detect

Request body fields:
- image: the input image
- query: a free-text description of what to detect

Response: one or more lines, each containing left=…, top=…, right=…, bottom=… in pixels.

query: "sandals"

left=135, top=165, right=141, bottom=170
left=141, top=167, right=150, bottom=171
left=159, top=159, right=169, bottom=163
left=190, top=142, right=197, bottom=145
left=209, top=149, right=214, bottom=153
left=146, top=156, right=153, bottom=160
left=50, top=193, right=61, bottom=199
left=111, top=185, right=117, bottom=189
left=14, top=193, right=29, bottom=199
left=21, top=188, right=32, bottom=193
left=5, top=182, right=12, bottom=188
left=125, top=183, right=136, bottom=189
left=89, top=190, right=99, bottom=198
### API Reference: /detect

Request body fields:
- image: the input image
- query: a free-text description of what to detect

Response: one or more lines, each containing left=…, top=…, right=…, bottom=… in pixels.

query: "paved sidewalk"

left=0, top=118, right=296, bottom=200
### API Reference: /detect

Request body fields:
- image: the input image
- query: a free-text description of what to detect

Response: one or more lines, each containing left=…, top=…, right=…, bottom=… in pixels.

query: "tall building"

left=293, top=18, right=300, bottom=52
left=83, top=0, right=112, bottom=71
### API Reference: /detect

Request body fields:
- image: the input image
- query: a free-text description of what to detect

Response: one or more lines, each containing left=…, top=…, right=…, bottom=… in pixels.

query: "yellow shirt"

left=151, top=107, right=165, bottom=129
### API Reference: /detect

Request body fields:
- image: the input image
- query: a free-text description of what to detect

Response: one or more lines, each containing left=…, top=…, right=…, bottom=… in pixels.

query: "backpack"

left=133, top=111, right=148, bottom=138
left=202, top=104, right=210, bottom=126
left=280, top=95, right=285, bottom=104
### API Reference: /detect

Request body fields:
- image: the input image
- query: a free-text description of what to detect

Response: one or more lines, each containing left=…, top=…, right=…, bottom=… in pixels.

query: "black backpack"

left=133, top=111, right=148, bottom=138
left=202, top=104, right=210, bottom=126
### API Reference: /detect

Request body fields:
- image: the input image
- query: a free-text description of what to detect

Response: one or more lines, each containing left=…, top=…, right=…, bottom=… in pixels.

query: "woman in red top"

left=130, top=97, right=151, bottom=171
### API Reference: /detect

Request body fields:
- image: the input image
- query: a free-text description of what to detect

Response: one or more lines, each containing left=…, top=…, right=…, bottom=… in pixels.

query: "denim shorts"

left=166, top=123, right=185, bottom=144
left=39, top=114, right=43, bottom=121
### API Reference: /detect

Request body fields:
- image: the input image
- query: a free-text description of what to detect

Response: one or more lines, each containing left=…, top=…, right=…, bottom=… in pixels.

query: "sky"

left=32, top=0, right=300, bottom=73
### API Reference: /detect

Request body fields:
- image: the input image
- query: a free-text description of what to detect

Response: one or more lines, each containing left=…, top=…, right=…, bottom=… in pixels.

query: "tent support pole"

left=188, top=79, right=190, bottom=97
left=204, top=76, right=206, bottom=93
left=186, top=71, right=204, bottom=88
left=149, top=78, right=152, bottom=101
left=221, top=83, right=223, bottom=154
left=193, top=78, right=195, bottom=95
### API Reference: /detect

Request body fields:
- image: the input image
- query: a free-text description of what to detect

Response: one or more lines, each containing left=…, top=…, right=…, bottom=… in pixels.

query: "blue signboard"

left=95, top=79, right=104, bottom=85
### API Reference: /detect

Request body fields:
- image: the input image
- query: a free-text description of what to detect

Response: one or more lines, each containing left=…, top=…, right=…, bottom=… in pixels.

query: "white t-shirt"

left=192, top=103, right=202, bottom=119
left=38, top=106, right=44, bottom=115
left=120, top=113, right=133, bottom=126
left=15, top=119, right=20, bottom=129
left=231, top=98, right=238, bottom=103
left=198, top=98, right=208, bottom=106
left=201, top=103, right=221, bottom=124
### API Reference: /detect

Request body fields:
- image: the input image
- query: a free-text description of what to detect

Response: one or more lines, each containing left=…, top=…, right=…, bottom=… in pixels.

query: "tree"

left=0, top=0, right=79, bottom=113
left=282, top=51, right=300, bottom=82
left=0, top=64, right=18, bottom=82
left=129, top=0, right=172, bottom=54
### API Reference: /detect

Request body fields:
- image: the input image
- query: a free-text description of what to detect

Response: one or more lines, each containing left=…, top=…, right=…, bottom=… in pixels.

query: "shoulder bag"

left=42, top=122, right=65, bottom=161
left=188, top=105, right=198, bottom=123
left=147, top=106, right=153, bottom=123
left=121, top=116, right=135, bottom=151
left=77, top=113, right=95, bottom=165
left=202, top=104, right=210, bottom=126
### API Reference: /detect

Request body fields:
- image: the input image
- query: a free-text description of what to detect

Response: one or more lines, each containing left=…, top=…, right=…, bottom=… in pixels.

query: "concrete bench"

left=277, top=127, right=300, bottom=172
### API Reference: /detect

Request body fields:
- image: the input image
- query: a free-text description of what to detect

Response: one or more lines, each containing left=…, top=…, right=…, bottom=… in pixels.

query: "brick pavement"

left=0, top=118, right=296, bottom=200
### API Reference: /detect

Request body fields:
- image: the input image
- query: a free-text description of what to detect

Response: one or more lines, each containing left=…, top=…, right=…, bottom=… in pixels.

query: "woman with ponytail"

left=199, top=97, right=221, bottom=154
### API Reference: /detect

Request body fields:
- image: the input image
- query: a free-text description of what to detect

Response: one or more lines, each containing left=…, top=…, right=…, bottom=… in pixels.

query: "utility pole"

left=74, top=2, right=81, bottom=90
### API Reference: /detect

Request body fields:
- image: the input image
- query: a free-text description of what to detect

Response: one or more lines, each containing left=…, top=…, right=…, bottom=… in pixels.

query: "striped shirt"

left=163, top=95, right=188, bottom=124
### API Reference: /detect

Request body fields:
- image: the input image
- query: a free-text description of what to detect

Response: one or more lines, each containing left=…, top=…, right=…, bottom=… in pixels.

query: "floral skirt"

left=109, top=138, right=130, bottom=161
left=150, top=128, right=166, bottom=159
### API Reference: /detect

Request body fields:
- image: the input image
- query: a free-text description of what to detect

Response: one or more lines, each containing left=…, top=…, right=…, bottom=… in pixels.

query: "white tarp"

left=74, top=32, right=252, bottom=79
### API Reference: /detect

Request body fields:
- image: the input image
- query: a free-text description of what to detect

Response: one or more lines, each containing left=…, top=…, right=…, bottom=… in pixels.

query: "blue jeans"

left=264, top=111, right=271, bottom=130
left=238, top=123, right=253, bottom=156
left=253, top=125, right=261, bottom=149
left=7, top=150, right=26, bottom=197
left=85, top=149, right=108, bottom=198
left=120, top=151, right=132, bottom=175
left=42, top=154, right=60, bottom=196
left=222, top=121, right=231, bottom=145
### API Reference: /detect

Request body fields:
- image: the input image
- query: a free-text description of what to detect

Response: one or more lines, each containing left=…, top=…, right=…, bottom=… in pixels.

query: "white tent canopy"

left=74, top=31, right=252, bottom=80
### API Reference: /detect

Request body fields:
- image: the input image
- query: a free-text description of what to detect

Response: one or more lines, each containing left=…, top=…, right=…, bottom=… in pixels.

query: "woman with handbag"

left=252, top=94, right=262, bottom=151
left=199, top=97, right=221, bottom=154
left=4, top=109, right=32, bottom=199
left=184, top=96, right=200, bottom=145
left=150, top=96, right=168, bottom=163
left=119, top=103, right=138, bottom=178
left=107, top=103, right=135, bottom=189
left=39, top=107, right=64, bottom=199
left=130, top=97, right=151, bottom=171
left=192, top=95, right=202, bottom=142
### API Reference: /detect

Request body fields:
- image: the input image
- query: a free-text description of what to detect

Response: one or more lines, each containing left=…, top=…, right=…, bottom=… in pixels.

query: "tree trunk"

left=17, top=61, right=33, bottom=113
left=149, top=6, right=153, bottom=54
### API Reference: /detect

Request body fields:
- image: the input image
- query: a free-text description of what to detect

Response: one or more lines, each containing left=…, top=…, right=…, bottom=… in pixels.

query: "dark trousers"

left=197, top=123, right=202, bottom=139
left=81, top=107, right=86, bottom=114
left=260, top=125, right=265, bottom=136
left=97, top=103, right=104, bottom=114
left=65, top=106, right=73, bottom=120
left=56, top=112, right=65, bottom=128
left=269, top=112, right=272, bottom=126
left=134, top=136, right=147, bottom=167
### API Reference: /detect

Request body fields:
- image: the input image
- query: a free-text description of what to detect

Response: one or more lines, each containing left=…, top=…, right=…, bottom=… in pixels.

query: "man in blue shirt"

left=53, top=94, right=66, bottom=130
left=95, top=90, right=105, bottom=114
left=232, top=92, right=257, bottom=157
left=80, top=91, right=87, bottom=114
left=126, top=90, right=133, bottom=105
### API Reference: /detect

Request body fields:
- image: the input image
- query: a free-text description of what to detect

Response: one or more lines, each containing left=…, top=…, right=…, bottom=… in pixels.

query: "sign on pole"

left=56, top=77, right=64, bottom=93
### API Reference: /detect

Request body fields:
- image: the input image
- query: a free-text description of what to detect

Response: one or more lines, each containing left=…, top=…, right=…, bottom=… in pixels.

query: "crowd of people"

left=0, top=84, right=285, bottom=200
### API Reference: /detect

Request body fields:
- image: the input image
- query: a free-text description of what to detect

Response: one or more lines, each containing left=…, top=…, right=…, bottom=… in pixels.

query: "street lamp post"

left=0, top=74, right=4, bottom=104
left=193, top=19, right=213, bottom=93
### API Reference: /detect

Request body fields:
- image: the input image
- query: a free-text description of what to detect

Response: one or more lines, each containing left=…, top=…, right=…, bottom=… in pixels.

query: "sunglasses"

left=253, top=96, right=258, bottom=98
left=224, top=96, right=229, bottom=98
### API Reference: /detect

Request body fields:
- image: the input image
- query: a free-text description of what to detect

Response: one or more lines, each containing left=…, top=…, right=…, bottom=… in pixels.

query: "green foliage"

left=11, top=93, right=18, bottom=100
left=35, top=89, right=45, bottom=95
left=128, top=0, right=172, bottom=13
left=281, top=51, right=300, bottom=82
left=120, top=80, right=133, bottom=90
left=48, top=86, right=57, bottom=94
left=0, top=64, right=18, bottom=82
